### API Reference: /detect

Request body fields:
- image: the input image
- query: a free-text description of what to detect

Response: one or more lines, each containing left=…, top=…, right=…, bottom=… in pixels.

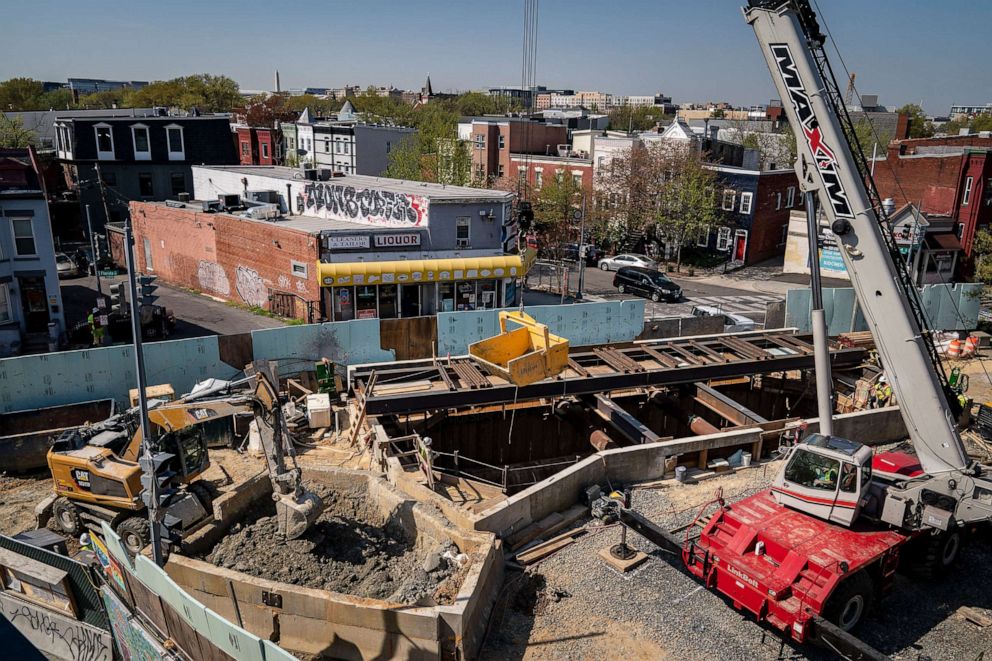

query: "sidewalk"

left=678, top=257, right=848, bottom=297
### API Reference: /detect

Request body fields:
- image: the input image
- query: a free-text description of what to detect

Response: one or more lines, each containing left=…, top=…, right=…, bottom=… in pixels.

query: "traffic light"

left=109, top=282, right=127, bottom=316
left=138, top=449, right=181, bottom=553
left=138, top=274, right=158, bottom=306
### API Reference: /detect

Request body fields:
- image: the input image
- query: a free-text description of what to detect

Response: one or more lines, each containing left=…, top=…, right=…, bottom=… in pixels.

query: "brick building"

left=510, top=155, right=594, bottom=197
left=234, top=126, right=280, bottom=166
left=872, top=134, right=992, bottom=256
left=466, top=119, right=567, bottom=184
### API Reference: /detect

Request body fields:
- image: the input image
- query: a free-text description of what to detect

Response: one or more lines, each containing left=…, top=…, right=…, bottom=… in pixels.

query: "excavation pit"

left=167, top=466, right=503, bottom=659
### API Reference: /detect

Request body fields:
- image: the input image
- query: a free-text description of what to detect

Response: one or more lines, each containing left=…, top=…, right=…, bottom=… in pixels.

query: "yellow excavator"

left=43, top=365, right=324, bottom=553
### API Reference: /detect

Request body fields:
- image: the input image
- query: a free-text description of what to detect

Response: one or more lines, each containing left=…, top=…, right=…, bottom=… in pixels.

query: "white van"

left=691, top=305, right=757, bottom=333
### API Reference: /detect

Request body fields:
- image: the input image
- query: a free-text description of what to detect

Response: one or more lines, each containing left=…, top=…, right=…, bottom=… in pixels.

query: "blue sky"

left=2, top=0, right=986, bottom=115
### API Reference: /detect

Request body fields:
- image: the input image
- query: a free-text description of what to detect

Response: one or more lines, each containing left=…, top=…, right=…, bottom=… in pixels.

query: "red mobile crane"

left=620, top=1, right=992, bottom=656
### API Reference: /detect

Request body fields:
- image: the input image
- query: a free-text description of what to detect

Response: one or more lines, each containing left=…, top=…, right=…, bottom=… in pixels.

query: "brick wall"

left=748, top=171, right=800, bottom=264
left=130, top=201, right=320, bottom=319
left=509, top=157, right=594, bottom=198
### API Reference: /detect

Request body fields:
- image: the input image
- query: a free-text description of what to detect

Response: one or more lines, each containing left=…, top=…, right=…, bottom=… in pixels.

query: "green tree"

left=972, top=229, right=992, bottom=285
left=533, top=169, right=585, bottom=261
left=77, top=89, right=130, bottom=109
left=0, top=78, right=44, bottom=111
left=128, top=74, right=241, bottom=112
left=896, top=103, right=933, bottom=138
left=607, top=106, right=671, bottom=132
left=38, top=88, right=75, bottom=110
left=385, top=104, right=469, bottom=185
left=654, top=146, right=724, bottom=271
left=0, top=115, right=37, bottom=148
left=281, top=94, right=342, bottom=117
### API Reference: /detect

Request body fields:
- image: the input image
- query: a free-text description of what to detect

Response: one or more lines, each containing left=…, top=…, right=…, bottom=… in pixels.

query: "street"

left=59, top=273, right=286, bottom=343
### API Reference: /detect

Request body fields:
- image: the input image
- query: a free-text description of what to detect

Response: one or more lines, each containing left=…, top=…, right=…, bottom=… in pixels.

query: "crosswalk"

left=684, top=294, right=783, bottom=315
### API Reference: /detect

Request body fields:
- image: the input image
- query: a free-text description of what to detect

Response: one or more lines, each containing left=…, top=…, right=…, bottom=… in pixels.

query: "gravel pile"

left=203, top=486, right=462, bottom=605
left=482, top=460, right=992, bottom=660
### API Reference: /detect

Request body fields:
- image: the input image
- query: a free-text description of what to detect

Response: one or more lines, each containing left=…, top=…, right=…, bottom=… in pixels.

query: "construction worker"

left=88, top=307, right=105, bottom=346
left=871, top=376, right=892, bottom=409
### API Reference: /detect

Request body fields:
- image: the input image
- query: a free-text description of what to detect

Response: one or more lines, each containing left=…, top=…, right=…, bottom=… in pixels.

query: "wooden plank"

left=690, top=341, right=727, bottom=363
left=506, top=512, right=565, bottom=551
left=667, top=343, right=703, bottom=365
left=959, top=606, right=992, bottom=628
left=516, top=537, right=575, bottom=565
left=567, top=358, right=590, bottom=378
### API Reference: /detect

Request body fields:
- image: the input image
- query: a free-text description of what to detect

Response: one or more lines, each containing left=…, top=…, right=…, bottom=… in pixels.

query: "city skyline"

left=2, top=0, right=988, bottom=115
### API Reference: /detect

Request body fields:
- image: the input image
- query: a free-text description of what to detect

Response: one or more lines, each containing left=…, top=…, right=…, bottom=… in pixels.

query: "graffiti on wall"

left=100, top=587, right=168, bottom=661
left=297, top=182, right=429, bottom=227
left=4, top=598, right=111, bottom=661
left=197, top=260, right=231, bottom=296
left=235, top=266, right=267, bottom=307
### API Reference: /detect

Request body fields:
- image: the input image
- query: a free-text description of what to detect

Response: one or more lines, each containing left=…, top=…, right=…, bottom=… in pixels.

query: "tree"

left=896, top=103, right=933, bottom=139
left=0, top=78, right=44, bottom=111
left=281, top=94, right=341, bottom=118
left=725, top=119, right=793, bottom=170
left=972, top=229, right=992, bottom=285
left=0, top=115, right=37, bottom=148
left=532, top=169, right=585, bottom=261
left=385, top=104, right=470, bottom=185
left=653, top=145, right=724, bottom=271
left=128, top=74, right=241, bottom=112
left=239, top=94, right=301, bottom=127
left=594, top=142, right=669, bottom=247
left=607, top=106, right=670, bottom=132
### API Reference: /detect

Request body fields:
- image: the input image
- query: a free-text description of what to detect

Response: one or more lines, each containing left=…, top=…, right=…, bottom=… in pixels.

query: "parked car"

left=561, top=242, right=601, bottom=266
left=598, top=253, right=657, bottom=271
left=55, top=253, right=79, bottom=279
left=613, top=266, right=682, bottom=302
left=691, top=305, right=757, bottom=333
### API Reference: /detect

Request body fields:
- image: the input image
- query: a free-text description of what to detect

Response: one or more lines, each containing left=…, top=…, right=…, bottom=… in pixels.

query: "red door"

left=733, top=232, right=748, bottom=262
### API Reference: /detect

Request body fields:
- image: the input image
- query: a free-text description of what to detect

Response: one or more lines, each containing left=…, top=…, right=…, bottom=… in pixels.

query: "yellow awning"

left=318, top=250, right=536, bottom=287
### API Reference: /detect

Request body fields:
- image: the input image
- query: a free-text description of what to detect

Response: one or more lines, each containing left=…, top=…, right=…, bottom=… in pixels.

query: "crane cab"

left=772, top=434, right=874, bottom=527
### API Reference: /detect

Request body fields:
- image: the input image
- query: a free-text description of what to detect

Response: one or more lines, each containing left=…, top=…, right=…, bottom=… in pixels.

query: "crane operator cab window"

left=784, top=449, right=840, bottom=491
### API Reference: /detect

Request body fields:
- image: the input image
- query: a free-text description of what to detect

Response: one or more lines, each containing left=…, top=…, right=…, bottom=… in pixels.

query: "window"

left=456, top=217, right=471, bottom=247
left=963, top=176, right=974, bottom=206
left=498, top=164, right=505, bottom=178
left=721, top=189, right=736, bottom=211
left=840, top=462, right=858, bottom=493
left=289, top=138, right=296, bottom=149
left=94, top=124, right=114, bottom=159
left=784, top=449, right=840, bottom=491
left=498, top=135, right=505, bottom=150
left=535, top=170, right=543, bottom=189
left=696, top=225, right=710, bottom=247
left=138, top=172, right=154, bottom=197
left=775, top=192, right=782, bottom=210
left=170, top=173, right=186, bottom=196
left=241, top=141, right=251, bottom=157
left=12, top=218, right=36, bottom=256
left=780, top=223, right=789, bottom=246
left=717, top=226, right=732, bottom=251
left=132, top=125, right=150, bottom=160
left=0, top=284, right=10, bottom=323
left=518, top=167, right=527, bottom=183
left=474, top=134, right=485, bottom=150
left=740, top=192, right=753, bottom=214
left=261, top=143, right=269, bottom=159
left=166, top=125, right=185, bottom=160
left=572, top=172, right=582, bottom=187
left=143, top=238, right=153, bottom=270
left=786, top=186, right=796, bottom=207
left=291, top=260, right=308, bottom=278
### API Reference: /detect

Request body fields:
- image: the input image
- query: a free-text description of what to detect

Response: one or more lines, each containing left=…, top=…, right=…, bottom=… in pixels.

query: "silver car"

left=598, top=253, right=657, bottom=271
left=55, top=253, right=79, bottom=278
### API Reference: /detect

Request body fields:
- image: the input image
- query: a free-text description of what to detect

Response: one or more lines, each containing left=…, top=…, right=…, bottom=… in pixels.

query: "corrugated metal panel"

left=0, top=534, right=109, bottom=630
left=784, top=284, right=981, bottom=333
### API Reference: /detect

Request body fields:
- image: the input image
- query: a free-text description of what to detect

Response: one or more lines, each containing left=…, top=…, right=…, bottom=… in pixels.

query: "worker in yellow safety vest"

left=871, top=376, right=892, bottom=409
left=88, top=308, right=105, bottom=346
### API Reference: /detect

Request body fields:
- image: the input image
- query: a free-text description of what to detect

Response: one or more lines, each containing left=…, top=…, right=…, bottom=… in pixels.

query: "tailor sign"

left=324, top=235, right=370, bottom=250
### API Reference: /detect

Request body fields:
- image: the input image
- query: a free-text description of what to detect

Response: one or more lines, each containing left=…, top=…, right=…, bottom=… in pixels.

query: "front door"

left=400, top=284, right=421, bottom=318
left=18, top=276, right=49, bottom=332
left=270, top=292, right=295, bottom=318
left=733, top=230, right=748, bottom=263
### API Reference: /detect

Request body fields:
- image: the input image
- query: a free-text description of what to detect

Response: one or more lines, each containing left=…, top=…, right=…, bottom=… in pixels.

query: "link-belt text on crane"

left=769, top=43, right=854, bottom=220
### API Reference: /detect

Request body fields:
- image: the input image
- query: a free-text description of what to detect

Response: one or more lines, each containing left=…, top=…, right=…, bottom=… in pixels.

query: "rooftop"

left=194, top=165, right=515, bottom=203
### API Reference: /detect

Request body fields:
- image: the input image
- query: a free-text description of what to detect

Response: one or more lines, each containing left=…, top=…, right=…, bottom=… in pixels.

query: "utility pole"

left=94, top=163, right=113, bottom=230
left=85, top=204, right=102, bottom=296
left=577, top=193, right=587, bottom=300
left=123, top=222, right=164, bottom=566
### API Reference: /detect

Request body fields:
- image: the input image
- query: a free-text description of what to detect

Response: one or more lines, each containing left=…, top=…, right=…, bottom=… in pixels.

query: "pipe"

left=688, top=415, right=720, bottom=436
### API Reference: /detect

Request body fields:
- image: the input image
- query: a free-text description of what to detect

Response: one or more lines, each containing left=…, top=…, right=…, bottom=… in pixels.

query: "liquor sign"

left=325, top=235, right=370, bottom=250
left=373, top=233, right=421, bottom=248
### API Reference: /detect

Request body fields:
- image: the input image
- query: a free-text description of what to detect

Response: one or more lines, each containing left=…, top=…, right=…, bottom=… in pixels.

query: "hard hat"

left=878, top=375, right=887, bottom=383
left=79, top=533, right=90, bottom=546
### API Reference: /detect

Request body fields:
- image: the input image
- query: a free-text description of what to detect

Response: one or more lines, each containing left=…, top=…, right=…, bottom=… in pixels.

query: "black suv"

left=613, top=266, right=682, bottom=302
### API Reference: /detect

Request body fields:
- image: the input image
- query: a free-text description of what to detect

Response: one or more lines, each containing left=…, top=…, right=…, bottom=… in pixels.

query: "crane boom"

left=744, top=1, right=967, bottom=475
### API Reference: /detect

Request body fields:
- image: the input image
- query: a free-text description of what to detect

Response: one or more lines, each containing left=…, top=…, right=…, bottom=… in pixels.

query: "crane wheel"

left=823, top=571, right=873, bottom=632
left=116, top=517, right=151, bottom=554
left=188, top=481, right=214, bottom=514
left=52, top=497, right=82, bottom=536
left=917, top=530, right=962, bottom=579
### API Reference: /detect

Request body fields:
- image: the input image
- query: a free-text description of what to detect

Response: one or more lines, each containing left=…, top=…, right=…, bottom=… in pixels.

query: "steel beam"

left=586, top=394, right=661, bottom=445
left=360, top=347, right=865, bottom=415
left=694, top=384, right=768, bottom=426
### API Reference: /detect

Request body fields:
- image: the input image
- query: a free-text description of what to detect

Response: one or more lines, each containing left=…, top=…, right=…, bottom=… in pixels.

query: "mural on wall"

left=100, top=587, right=169, bottom=661
left=197, top=260, right=231, bottom=296
left=235, top=266, right=267, bottom=307
left=297, top=182, right=429, bottom=227
left=3, top=596, right=111, bottom=661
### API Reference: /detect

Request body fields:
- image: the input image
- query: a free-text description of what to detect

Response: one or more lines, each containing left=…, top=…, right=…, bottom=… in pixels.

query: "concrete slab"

left=598, top=546, right=648, bottom=573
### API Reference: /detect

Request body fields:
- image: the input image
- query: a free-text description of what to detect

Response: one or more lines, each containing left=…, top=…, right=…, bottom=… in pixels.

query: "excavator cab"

left=772, top=434, right=873, bottom=526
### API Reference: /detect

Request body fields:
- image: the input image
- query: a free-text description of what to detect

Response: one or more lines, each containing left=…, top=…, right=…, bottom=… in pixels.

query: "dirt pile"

left=203, top=486, right=464, bottom=604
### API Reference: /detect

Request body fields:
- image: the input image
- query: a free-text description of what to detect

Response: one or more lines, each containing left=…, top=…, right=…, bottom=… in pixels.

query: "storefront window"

left=439, top=283, right=455, bottom=312
left=478, top=280, right=498, bottom=309
left=333, top=286, right=354, bottom=321
left=356, top=286, right=377, bottom=318
left=456, top=281, right=476, bottom=311
left=379, top=285, right=398, bottom=318
left=421, top=283, right=438, bottom=316
left=400, top=284, right=422, bottom=317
